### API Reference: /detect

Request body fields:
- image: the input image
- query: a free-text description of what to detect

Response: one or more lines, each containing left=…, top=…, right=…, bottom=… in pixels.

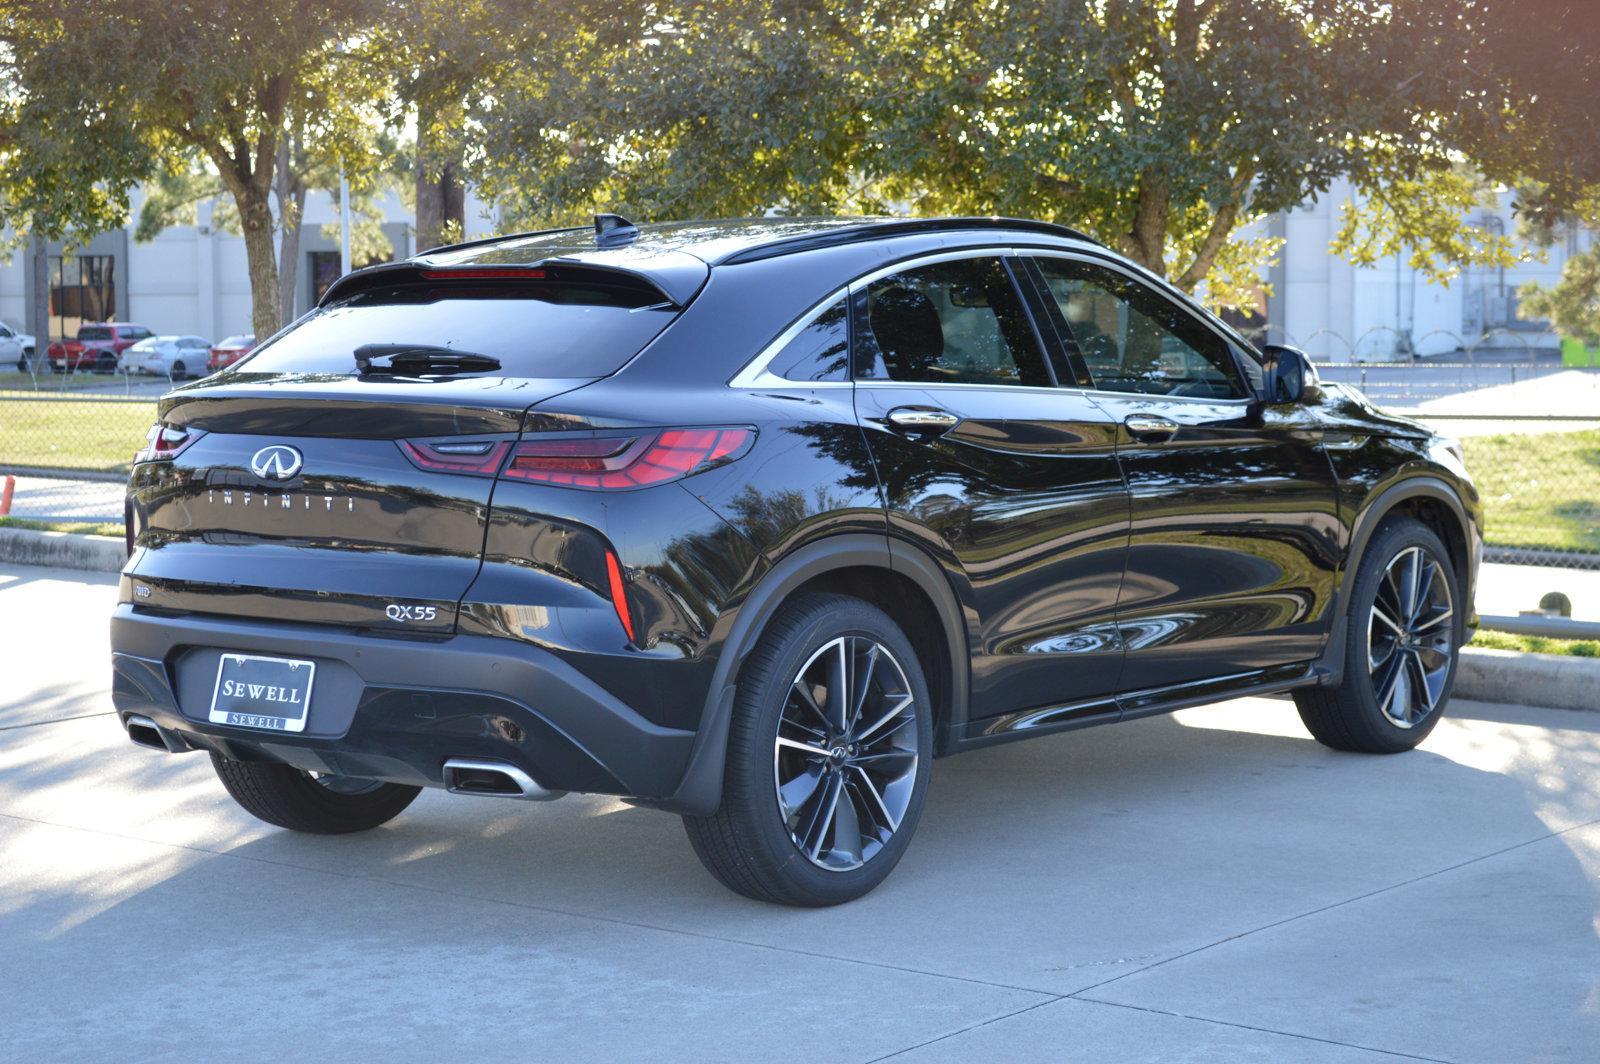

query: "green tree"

left=470, top=0, right=1591, bottom=308
left=2, top=0, right=381, bottom=341
left=1519, top=245, right=1600, bottom=347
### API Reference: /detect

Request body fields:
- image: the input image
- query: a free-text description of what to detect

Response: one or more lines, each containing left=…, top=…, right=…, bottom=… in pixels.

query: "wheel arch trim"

left=1316, top=474, right=1476, bottom=686
left=662, top=533, right=968, bottom=816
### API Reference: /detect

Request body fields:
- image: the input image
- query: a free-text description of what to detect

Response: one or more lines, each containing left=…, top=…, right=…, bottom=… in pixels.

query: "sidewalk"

left=1477, top=561, right=1600, bottom=622
left=1, top=473, right=124, bottom=522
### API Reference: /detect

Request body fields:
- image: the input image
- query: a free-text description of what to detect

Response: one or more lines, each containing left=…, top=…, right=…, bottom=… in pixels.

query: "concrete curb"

left=0, top=528, right=125, bottom=573
left=1455, top=647, right=1600, bottom=713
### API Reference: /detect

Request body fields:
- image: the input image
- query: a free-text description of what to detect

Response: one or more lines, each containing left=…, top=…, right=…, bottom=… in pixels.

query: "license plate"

left=209, top=653, right=316, bottom=733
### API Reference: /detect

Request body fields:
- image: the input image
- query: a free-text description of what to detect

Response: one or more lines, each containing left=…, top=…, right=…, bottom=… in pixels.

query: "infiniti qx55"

left=112, top=216, right=1479, bottom=905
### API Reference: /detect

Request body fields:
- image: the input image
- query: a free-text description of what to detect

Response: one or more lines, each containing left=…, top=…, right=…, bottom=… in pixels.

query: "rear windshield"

left=241, top=282, right=677, bottom=377
left=78, top=326, right=113, bottom=340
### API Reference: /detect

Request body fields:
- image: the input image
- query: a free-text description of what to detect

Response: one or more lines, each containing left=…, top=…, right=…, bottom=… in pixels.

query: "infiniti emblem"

left=250, top=445, right=304, bottom=481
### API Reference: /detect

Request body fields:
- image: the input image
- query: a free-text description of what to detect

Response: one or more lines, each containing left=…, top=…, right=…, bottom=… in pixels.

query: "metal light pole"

left=339, top=163, right=352, bottom=276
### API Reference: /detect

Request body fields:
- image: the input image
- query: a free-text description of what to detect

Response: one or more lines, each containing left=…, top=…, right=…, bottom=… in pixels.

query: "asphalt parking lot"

left=2, top=562, right=1597, bottom=1063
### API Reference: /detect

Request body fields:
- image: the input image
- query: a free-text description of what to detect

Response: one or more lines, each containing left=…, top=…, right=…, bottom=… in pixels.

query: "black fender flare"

left=660, top=532, right=968, bottom=816
left=1315, top=475, right=1475, bottom=685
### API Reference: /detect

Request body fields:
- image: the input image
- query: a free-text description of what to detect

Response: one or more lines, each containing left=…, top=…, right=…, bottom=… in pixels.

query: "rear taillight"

left=398, top=438, right=512, bottom=475
left=398, top=428, right=754, bottom=489
left=136, top=423, right=204, bottom=463
left=503, top=428, right=754, bottom=489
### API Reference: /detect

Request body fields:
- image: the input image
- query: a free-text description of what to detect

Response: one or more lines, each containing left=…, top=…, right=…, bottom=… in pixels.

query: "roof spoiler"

left=316, top=260, right=680, bottom=309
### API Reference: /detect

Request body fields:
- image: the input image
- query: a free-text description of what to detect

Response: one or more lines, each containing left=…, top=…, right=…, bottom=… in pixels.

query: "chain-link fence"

left=0, top=394, right=151, bottom=526
left=2, top=364, right=1597, bottom=568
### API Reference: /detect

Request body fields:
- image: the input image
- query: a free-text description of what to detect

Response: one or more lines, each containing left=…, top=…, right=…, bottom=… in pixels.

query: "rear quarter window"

left=242, top=282, right=679, bottom=378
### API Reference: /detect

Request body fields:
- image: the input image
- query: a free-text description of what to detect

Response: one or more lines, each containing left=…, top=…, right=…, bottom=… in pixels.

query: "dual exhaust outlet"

left=442, top=758, right=565, bottom=801
left=123, top=717, right=564, bottom=802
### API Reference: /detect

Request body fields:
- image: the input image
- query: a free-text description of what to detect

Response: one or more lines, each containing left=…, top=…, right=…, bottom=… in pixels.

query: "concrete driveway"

left=2, top=563, right=1597, bottom=1063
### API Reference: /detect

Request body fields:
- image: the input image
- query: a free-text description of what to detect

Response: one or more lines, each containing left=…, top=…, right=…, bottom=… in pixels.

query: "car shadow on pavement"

left=1, top=699, right=1597, bottom=1060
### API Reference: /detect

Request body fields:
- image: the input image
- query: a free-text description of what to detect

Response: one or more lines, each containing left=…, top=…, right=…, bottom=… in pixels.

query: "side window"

left=768, top=298, right=849, bottom=382
left=1033, top=258, right=1247, bottom=399
left=858, top=257, right=1051, bottom=387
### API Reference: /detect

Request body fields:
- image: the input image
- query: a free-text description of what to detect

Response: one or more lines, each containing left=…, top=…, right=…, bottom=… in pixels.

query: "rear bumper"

left=109, top=605, right=697, bottom=800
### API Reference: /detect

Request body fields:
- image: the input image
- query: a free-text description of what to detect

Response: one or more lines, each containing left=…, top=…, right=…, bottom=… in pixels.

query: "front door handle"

left=885, top=406, right=960, bottom=436
left=1123, top=414, right=1179, bottom=441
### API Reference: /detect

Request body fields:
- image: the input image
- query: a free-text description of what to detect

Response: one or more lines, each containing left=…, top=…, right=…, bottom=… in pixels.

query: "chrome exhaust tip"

left=124, top=714, right=183, bottom=753
left=442, top=758, right=565, bottom=801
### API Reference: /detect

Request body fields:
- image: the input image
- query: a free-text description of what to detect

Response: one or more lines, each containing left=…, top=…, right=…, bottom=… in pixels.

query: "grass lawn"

left=1471, top=627, right=1600, bottom=658
left=0, top=396, right=154, bottom=473
left=1461, top=429, right=1600, bottom=555
left=0, top=515, right=124, bottom=537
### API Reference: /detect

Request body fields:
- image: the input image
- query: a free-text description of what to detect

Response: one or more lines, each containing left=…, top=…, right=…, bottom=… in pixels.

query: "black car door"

left=851, top=251, right=1130, bottom=725
left=1022, top=253, right=1343, bottom=702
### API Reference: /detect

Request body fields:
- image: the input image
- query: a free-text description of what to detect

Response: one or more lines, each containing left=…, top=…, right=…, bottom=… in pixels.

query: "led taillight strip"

left=399, top=429, right=755, bottom=490
left=502, top=429, right=754, bottom=489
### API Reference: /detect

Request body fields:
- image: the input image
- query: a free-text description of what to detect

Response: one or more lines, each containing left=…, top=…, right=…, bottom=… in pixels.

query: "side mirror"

left=1259, top=344, right=1319, bottom=404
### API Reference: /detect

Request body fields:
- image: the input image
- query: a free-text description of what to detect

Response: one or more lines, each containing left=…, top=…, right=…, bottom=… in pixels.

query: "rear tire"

left=1295, top=517, right=1463, bottom=753
left=95, top=351, right=116, bottom=373
left=210, top=753, right=420, bottom=834
left=172, top=360, right=187, bottom=380
left=683, top=593, right=933, bottom=906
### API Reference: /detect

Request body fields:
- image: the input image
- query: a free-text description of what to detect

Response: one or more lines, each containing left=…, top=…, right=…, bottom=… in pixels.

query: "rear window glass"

left=79, top=326, right=113, bottom=340
left=240, top=282, right=678, bottom=377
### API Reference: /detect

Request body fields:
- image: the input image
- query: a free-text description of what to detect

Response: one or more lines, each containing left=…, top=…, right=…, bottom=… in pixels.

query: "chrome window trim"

left=728, top=243, right=1257, bottom=404
left=730, top=246, right=1022, bottom=390
left=727, top=285, right=853, bottom=390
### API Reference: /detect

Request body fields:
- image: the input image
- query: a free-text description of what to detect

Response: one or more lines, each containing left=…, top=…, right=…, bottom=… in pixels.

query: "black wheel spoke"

left=774, top=635, right=918, bottom=872
left=779, top=763, right=826, bottom=819
left=1367, top=545, right=1455, bottom=729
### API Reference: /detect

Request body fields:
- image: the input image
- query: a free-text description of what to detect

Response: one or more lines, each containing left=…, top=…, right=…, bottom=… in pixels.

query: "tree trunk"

left=277, top=184, right=306, bottom=324
left=1126, top=167, right=1171, bottom=276
left=415, top=99, right=466, bottom=250
left=29, top=232, right=49, bottom=369
left=274, top=137, right=303, bottom=324
left=238, top=189, right=282, bottom=341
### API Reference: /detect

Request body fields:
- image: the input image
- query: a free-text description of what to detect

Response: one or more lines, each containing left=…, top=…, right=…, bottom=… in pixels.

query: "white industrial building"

left=1254, top=177, right=1589, bottom=360
left=0, top=186, right=495, bottom=346
left=0, top=178, right=1589, bottom=360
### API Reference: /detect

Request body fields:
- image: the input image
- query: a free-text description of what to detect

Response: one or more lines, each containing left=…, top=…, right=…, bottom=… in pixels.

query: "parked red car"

left=206, top=333, right=257, bottom=372
left=48, top=322, right=154, bottom=372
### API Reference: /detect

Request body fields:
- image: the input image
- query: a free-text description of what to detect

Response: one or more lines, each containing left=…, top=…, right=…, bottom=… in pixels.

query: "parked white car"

left=1, top=321, right=37, bottom=371
left=123, top=335, right=212, bottom=379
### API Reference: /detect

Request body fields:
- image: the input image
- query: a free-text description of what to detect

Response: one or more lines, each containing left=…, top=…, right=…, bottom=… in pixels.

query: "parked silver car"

left=122, top=335, right=211, bottom=379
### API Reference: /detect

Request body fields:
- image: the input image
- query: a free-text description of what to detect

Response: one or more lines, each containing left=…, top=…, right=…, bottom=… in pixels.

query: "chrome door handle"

left=885, top=406, right=960, bottom=435
left=1123, top=414, right=1179, bottom=441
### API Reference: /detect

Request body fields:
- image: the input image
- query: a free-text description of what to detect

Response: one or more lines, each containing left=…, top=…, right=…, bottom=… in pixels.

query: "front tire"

left=1295, top=517, right=1463, bottom=753
left=210, top=753, right=421, bottom=834
left=684, top=593, right=933, bottom=906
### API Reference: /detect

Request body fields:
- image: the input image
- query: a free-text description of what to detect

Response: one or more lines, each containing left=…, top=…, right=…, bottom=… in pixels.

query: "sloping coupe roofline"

left=418, top=216, right=1105, bottom=265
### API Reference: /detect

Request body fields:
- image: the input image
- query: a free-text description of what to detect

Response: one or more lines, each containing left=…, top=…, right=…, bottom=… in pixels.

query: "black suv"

left=112, top=217, right=1480, bottom=905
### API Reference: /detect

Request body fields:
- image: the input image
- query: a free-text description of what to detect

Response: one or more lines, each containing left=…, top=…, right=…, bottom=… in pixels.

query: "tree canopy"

left=467, top=0, right=1594, bottom=307
left=2, top=0, right=1596, bottom=329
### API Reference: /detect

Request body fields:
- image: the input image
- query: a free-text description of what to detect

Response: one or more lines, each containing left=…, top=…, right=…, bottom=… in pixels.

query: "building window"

left=50, top=255, right=116, bottom=342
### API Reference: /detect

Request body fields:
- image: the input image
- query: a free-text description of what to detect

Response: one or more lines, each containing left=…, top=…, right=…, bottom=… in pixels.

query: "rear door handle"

left=1123, top=414, right=1179, bottom=441
left=885, top=406, right=960, bottom=436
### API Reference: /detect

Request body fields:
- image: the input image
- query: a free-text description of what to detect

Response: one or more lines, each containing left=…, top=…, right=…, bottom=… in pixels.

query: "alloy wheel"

left=773, top=636, right=919, bottom=871
left=1367, top=546, right=1455, bottom=728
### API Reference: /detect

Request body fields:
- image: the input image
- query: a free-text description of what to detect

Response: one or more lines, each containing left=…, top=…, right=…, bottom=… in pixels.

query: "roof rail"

left=416, top=224, right=591, bottom=258
left=715, top=216, right=1105, bottom=266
